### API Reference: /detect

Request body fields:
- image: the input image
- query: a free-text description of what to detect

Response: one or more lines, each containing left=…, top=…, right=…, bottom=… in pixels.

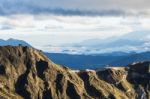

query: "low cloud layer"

left=0, top=14, right=150, bottom=47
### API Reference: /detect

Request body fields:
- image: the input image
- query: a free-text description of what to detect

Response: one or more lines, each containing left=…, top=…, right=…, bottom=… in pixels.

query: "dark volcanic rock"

left=0, top=46, right=149, bottom=99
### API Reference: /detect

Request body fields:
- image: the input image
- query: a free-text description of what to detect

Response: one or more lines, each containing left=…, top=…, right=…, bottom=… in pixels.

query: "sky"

left=0, top=0, right=150, bottom=53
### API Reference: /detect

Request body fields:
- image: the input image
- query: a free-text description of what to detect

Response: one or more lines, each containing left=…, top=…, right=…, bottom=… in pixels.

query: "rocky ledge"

left=0, top=46, right=149, bottom=99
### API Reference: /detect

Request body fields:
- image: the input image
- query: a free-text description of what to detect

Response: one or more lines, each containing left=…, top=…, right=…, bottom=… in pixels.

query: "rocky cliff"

left=0, top=46, right=149, bottom=99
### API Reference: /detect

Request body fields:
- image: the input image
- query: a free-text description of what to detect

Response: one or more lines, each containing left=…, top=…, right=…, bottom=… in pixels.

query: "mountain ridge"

left=1, top=38, right=150, bottom=70
left=0, top=46, right=149, bottom=99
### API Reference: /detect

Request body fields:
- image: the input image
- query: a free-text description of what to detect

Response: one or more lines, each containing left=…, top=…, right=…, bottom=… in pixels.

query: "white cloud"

left=0, top=14, right=149, bottom=53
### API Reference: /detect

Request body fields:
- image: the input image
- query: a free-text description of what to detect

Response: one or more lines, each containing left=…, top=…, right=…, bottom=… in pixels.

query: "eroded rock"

left=0, top=46, right=149, bottom=99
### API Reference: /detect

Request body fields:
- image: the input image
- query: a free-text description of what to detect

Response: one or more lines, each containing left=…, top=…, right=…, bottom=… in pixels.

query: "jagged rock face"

left=0, top=46, right=149, bottom=99
left=0, top=46, right=90, bottom=99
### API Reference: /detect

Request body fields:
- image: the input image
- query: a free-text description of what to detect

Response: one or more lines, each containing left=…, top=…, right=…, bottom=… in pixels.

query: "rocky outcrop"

left=0, top=46, right=149, bottom=99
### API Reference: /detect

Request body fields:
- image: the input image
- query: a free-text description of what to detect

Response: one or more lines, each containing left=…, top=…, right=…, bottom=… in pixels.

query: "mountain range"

left=61, top=30, right=150, bottom=54
left=0, top=46, right=150, bottom=99
left=1, top=38, right=150, bottom=69
left=45, top=52, right=150, bottom=69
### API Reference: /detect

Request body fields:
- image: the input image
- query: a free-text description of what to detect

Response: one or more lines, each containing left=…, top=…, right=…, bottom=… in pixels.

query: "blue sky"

left=0, top=0, right=150, bottom=53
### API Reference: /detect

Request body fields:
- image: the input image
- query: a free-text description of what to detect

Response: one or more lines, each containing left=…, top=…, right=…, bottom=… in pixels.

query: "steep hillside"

left=0, top=46, right=149, bottom=99
left=0, top=46, right=91, bottom=99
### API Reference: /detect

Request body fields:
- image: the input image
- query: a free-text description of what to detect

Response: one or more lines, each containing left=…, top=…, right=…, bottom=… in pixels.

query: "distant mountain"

left=1, top=38, right=150, bottom=70
left=122, top=30, right=150, bottom=40
left=45, top=53, right=120, bottom=69
left=68, top=30, right=150, bottom=54
left=0, top=38, right=31, bottom=47
left=45, top=51, right=150, bottom=69
left=110, top=51, right=150, bottom=66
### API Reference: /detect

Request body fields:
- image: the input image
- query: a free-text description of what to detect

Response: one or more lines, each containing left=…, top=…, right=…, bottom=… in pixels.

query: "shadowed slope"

left=0, top=46, right=149, bottom=99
